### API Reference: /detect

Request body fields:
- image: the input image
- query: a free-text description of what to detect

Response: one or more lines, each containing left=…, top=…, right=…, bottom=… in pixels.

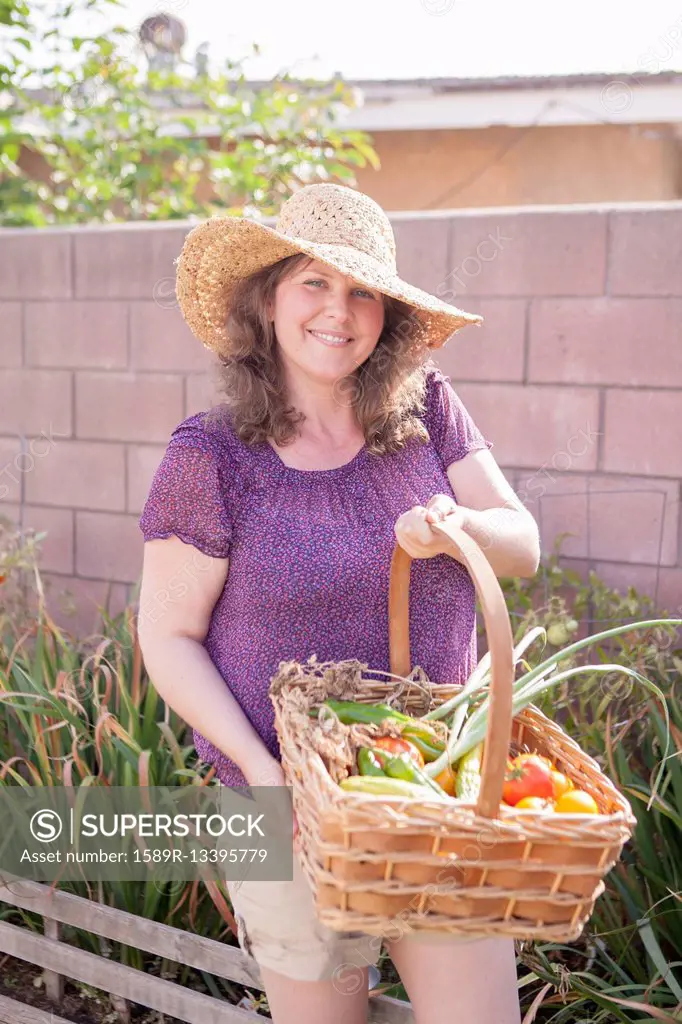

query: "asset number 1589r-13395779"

left=132, top=848, right=269, bottom=863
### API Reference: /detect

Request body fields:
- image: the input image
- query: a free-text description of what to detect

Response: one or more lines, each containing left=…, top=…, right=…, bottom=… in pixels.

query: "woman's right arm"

left=136, top=534, right=281, bottom=787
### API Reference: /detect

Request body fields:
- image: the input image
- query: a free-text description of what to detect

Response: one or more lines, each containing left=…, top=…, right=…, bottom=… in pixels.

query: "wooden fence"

left=0, top=874, right=414, bottom=1023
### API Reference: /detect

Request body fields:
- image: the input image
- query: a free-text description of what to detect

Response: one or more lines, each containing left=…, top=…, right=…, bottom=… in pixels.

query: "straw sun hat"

left=175, top=182, right=483, bottom=353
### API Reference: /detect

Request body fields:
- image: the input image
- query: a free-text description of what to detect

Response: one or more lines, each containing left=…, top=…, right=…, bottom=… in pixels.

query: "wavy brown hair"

left=203, top=253, right=437, bottom=456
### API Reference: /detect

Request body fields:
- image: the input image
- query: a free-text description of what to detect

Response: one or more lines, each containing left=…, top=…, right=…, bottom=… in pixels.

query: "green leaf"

left=637, top=915, right=682, bottom=1002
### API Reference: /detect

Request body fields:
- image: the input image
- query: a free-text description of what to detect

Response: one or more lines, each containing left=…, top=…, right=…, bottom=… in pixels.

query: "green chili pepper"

left=380, top=752, right=447, bottom=797
left=309, top=700, right=441, bottom=742
left=357, top=747, right=387, bottom=777
left=314, top=699, right=414, bottom=726
left=400, top=728, right=446, bottom=763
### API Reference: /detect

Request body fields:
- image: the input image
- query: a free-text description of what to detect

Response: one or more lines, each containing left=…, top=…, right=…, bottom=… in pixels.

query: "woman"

left=137, top=183, right=539, bottom=1024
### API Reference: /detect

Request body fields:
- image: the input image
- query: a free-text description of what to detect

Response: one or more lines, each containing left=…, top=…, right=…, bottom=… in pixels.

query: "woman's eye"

left=304, top=279, right=375, bottom=299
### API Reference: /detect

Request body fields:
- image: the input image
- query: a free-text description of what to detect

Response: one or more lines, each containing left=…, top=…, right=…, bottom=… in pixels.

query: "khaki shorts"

left=226, top=853, right=383, bottom=983
left=226, top=854, right=482, bottom=983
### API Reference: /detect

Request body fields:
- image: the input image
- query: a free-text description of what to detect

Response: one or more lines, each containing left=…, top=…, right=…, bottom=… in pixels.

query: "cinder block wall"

left=1, top=202, right=680, bottom=636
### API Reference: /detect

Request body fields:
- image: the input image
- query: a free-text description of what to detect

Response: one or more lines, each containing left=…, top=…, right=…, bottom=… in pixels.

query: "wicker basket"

left=270, top=520, right=636, bottom=942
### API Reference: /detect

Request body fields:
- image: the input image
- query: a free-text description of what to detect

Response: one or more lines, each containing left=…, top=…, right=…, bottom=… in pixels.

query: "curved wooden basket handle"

left=388, top=518, right=514, bottom=819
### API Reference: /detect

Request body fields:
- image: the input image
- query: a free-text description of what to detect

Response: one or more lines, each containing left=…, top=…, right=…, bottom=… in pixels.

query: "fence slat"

left=41, top=917, right=64, bottom=1003
left=0, top=993, right=75, bottom=1024
left=0, top=874, right=262, bottom=987
left=0, top=876, right=415, bottom=1022
left=110, top=991, right=131, bottom=1023
left=0, top=920, right=259, bottom=1024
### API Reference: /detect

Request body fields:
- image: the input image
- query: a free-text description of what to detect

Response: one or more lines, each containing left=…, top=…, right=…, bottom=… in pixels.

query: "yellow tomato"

left=550, top=770, right=574, bottom=801
left=515, top=796, right=552, bottom=811
left=434, top=763, right=457, bottom=796
left=554, top=790, right=599, bottom=815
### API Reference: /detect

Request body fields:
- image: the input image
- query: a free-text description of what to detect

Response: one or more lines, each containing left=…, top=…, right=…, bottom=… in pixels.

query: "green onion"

left=423, top=626, right=547, bottom=779
left=451, top=663, right=671, bottom=805
left=423, top=625, right=547, bottom=724
left=423, top=618, right=680, bottom=791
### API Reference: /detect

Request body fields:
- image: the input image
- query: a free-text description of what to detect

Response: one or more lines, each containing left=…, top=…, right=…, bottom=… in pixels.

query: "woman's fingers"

left=425, top=493, right=458, bottom=522
left=395, top=506, right=429, bottom=545
left=394, top=504, right=454, bottom=558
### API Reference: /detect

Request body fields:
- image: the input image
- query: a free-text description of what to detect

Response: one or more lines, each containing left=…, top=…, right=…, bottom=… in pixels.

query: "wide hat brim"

left=175, top=215, right=483, bottom=353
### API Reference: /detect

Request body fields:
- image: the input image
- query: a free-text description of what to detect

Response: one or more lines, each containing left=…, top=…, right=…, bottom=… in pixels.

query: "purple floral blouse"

left=138, top=365, right=493, bottom=786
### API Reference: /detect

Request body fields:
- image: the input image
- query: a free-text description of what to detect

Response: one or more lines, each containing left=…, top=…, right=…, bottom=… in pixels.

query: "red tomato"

left=516, top=752, right=554, bottom=770
left=503, top=754, right=554, bottom=806
left=373, top=736, right=425, bottom=769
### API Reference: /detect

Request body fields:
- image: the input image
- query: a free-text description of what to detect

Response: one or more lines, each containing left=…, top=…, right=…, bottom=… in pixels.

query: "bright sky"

left=41, top=0, right=682, bottom=80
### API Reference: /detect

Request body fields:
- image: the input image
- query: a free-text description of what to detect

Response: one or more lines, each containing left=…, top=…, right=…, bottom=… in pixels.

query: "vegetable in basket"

left=454, top=742, right=483, bottom=801
left=554, top=790, right=599, bottom=814
left=357, top=747, right=387, bottom=777
left=433, top=762, right=457, bottom=796
left=354, top=744, right=449, bottom=797
left=310, top=699, right=413, bottom=726
left=331, top=619, right=681, bottom=816
left=373, top=735, right=424, bottom=768
left=310, top=699, right=445, bottom=759
left=400, top=730, right=445, bottom=763
left=514, top=796, right=551, bottom=811
left=549, top=769, right=573, bottom=800
left=377, top=750, right=447, bottom=797
left=502, top=754, right=554, bottom=806
left=339, top=776, right=452, bottom=800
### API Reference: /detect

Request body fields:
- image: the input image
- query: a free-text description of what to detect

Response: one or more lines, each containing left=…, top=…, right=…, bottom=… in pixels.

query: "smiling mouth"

left=306, top=329, right=353, bottom=346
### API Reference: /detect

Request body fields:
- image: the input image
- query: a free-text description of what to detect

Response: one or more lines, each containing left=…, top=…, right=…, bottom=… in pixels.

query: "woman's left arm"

left=446, top=448, right=540, bottom=578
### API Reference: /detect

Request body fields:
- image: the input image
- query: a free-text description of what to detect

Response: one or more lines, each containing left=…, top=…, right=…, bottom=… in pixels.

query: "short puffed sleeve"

left=138, top=416, right=233, bottom=559
left=423, top=367, right=493, bottom=469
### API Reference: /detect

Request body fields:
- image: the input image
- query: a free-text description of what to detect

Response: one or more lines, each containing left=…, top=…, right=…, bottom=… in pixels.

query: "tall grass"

left=0, top=525, right=237, bottom=979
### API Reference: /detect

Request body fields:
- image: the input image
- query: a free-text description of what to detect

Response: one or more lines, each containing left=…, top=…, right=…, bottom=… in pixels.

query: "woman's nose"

left=323, top=289, right=352, bottom=323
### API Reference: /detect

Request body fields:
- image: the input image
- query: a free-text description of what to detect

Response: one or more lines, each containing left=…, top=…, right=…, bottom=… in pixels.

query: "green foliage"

left=1, top=0, right=379, bottom=225
left=498, top=542, right=682, bottom=1022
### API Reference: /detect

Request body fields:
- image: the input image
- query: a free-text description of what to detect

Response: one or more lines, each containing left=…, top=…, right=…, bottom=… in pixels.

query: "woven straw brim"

left=175, top=216, right=483, bottom=353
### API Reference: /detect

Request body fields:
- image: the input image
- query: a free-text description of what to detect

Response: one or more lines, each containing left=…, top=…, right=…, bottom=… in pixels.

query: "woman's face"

left=269, top=258, right=385, bottom=386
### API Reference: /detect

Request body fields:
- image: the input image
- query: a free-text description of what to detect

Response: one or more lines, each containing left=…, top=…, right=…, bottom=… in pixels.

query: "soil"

left=1, top=954, right=124, bottom=1023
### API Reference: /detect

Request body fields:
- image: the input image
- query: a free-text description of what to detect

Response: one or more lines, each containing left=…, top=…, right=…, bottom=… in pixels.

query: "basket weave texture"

left=269, top=523, right=636, bottom=942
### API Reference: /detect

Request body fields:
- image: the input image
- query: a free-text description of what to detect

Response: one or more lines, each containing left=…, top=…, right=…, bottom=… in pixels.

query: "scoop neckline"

left=263, top=438, right=369, bottom=477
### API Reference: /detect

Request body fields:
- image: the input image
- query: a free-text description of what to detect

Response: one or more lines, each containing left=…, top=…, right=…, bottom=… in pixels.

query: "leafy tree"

left=0, top=0, right=379, bottom=224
